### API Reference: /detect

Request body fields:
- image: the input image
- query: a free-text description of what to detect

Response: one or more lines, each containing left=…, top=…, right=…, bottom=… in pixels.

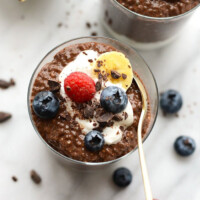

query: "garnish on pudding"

left=64, top=72, right=96, bottom=103
left=30, top=42, right=151, bottom=162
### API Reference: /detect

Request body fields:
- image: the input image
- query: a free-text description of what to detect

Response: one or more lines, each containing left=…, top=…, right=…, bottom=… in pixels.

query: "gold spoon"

left=133, top=74, right=153, bottom=200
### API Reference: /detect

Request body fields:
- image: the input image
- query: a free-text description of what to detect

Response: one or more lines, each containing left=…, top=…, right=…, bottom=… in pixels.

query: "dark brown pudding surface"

left=117, top=0, right=199, bottom=17
left=30, top=42, right=151, bottom=162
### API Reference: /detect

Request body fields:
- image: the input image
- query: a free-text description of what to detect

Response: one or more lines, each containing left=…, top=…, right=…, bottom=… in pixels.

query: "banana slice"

left=93, top=52, right=133, bottom=90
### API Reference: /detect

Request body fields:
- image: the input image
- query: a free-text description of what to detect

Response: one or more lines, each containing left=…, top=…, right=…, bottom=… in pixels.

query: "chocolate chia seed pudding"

left=30, top=41, right=151, bottom=162
left=117, top=0, right=199, bottom=17
left=102, top=0, right=200, bottom=49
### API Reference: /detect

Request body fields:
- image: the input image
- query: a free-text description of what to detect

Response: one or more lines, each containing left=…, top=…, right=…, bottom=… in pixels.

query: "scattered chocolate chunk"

left=83, top=52, right=88, bottom=55
left=10, top=79, right=15, bottom=86
left=83, top=105, right=94, bottom=119
left=12, top=176, right=18, bottom=182
left=111, top=70, right=121, bottom=79
left=86, top=22, right=91, bottom=28
left=95, top=81, right=101, bottom=92
left=91, top=32, right=97, bottom=36
left=0, top=79, right=15, bottom=89
left=30, top=170, right=41, bottom=184
left=57, top=22, right=63, bottom=28
left=88, top=59, right=93, bottom=63
left=94, top=69, right=100, bottom=73
left=0, top=112, right=12, bottom=123
left=113, top=115, right=123, bottom=121
left=48, top=80, right=60, bottom=92
left=122, top=73, right=127, bottom=79
left=97, top=113, right=113, bottom=123
left=124, top=112, right=128, bottom=120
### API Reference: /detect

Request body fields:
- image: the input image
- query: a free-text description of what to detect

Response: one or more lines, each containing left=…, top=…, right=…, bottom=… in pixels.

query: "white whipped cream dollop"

left=59, top=50, right=133, bottom=145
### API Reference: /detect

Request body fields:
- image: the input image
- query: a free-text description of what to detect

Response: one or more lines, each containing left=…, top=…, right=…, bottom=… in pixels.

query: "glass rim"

left=27, top=36, right=159, bottom=167
left=112, top=0, right=200, bottom=21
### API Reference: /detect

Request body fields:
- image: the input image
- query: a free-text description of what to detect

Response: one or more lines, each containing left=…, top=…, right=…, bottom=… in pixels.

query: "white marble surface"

left=0, top=0, right=200, bottom=199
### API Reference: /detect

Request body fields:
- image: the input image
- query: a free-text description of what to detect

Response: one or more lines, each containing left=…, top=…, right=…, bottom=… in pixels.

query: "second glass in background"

left=102, top=0, right=200, bottom=50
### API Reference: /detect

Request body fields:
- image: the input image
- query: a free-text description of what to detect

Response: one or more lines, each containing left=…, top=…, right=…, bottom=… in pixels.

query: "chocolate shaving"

left=83, top=105, right=94, bottom=119
left=83, top=52, right=88, bottom=55
left=124, top=112, right=128, bottom=120
left=95, top=81, right=101, bottom=92
left=59, top=111, right=71, bottom=121
left=56, top=94, right=66, bottom=102
left=95, top=108, right=105, bottom=118
left=30, top=170, right=41, bottom=184
left=94, top=69, right=100, bottom=73
left=113, top=115, right=123, bottom=121
left=88, top=59, right=93, bottom=63
left=0, top=112, right=12, bottom=123
left=98, top=73, right=103, bottom=80
left=107, top=121, right=114, bottom=127
left=0, top=78, right=15, bottom=89
left=102, top=74, right=108, bottom=81
left=111, top=70, right=121, bottom=79
left=120, top=126, right=124, bottom=131
left=48, top=80, right=60, bottom=92
left=93, top=126, right=104, bottom=132
left=97, top=112, right=113, bottom=123
left=97, top=60, right=103, bottom=68
left=122, top=73, right=127, bottom=79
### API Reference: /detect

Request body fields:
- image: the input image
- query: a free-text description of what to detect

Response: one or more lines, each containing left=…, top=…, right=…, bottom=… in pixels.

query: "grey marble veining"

left=0, top=0, right=200, bottom=199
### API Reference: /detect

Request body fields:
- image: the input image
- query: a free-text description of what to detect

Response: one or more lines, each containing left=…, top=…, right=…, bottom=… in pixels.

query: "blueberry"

left=100, top=86, right=128, bottom=114
left=113, top=167, right=132, bottom=187
left=174, top=136, right=196, bottom=156
left=160, top=90, right=183, bottom=114
left=32, top=91, right=60, bottom=119
left=84, top=130, right=104, bottom=152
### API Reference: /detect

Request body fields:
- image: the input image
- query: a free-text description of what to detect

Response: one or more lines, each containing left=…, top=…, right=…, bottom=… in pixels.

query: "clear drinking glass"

left=27, top=37, right=158, bottom=170
left=102, top=0, right=200, bottom=50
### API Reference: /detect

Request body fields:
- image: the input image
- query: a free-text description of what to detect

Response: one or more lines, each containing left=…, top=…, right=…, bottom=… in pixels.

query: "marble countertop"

left=0, top=0, right=200, bottom=199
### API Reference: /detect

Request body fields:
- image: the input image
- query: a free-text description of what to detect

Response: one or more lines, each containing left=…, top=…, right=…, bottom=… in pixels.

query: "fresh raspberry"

left=64, top=72, right=96, bottom=103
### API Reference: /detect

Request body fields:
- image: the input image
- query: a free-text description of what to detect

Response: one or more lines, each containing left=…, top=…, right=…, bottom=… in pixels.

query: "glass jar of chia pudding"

left=102, top=0, right=200, bottom=50
left=27, top=37, right=158, bottom=170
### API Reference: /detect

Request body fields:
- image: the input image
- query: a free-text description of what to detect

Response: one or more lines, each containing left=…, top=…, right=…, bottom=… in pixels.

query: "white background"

left=0, top=0, right=200, bottom=199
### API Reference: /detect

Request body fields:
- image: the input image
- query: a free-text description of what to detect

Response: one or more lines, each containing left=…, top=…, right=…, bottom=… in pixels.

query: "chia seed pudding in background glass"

left=102, top=0, right=200, bottom=50
left=28, top=37, right=158, bottom=170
